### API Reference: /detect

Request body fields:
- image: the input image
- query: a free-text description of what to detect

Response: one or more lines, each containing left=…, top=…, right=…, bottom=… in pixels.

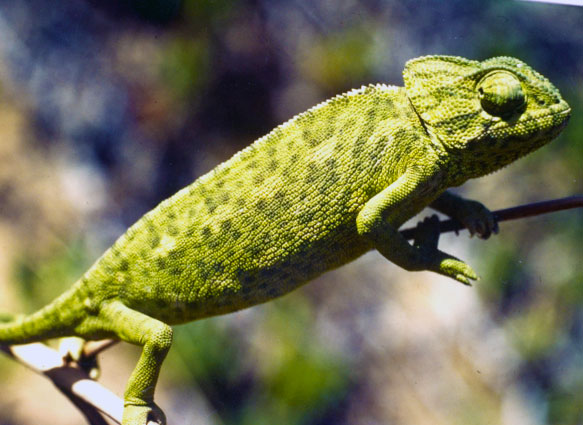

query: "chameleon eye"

left=477, top=71, right=526, bottom=117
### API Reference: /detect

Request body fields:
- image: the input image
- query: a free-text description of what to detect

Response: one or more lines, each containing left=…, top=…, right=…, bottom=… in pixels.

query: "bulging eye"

left=477, top=71, right=526, bottom=117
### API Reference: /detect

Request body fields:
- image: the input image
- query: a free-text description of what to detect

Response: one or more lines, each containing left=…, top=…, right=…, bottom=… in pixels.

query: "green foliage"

left=11, top=240, right=91, bottom=311
left=160, top=37, right=211, bottom=102
left=300, top=27, right=374, bottom=89
left=182, top=0, right=237, bottom=24
left=169, top=295, right=350, bottom=424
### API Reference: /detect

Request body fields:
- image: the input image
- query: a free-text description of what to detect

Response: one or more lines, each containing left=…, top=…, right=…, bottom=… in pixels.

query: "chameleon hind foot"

left=123, top=402, right=166, bottom=425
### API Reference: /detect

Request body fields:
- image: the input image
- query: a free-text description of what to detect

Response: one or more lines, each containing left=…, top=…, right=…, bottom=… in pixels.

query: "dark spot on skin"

left=366, top=108, right=377, bottom=122
left=273, top=190, right=290, bottom=210
left=168, top=247, right=186, bottom=260
left=308, top=138, right=321, bottom=148
left=168, top=212, right=176, bottom=220
left=202, top=226, right=212, bottom=238
left=250, top=245, right=262, bottom=257
left=343, top=118, right=357, bottom=134
left=119, top=259, right=129, bottom=271
left=368, top=152, right=378, bottom=163
left=167, top=225, right=179, bottom=236
left=306, top=162, right=317, bottom=174
left=195, top=259, right=206, bottom=272
left=325, top=158, right=337, bottom=169
left=299, top=208, right=316, bottom=224
left=150, top=234, right=161, bottom=248
left=256, top=199, right=267, bottom=210
left=198, top=268, right=210, bottom=281
left=170, top=267, right=182, bottom=276
left=218, top=192, right=230, bottom=203
left=185, top=228, right=194, bottom=237
left=216, top=179, right=225, bottom=189
left=324, top=124, right=335, bottom=139
left=267, top=146, right=277, bottom=156
left=156, top=257, right=166, bottom=270
left=320, top=171, right=338, bottom=193
left=205, top=197, right=217, bottom=213
left=221, top=219, right=232, bottom=232
left=232, top=229, right=242, bottom=240
left=394, top=128, right=408, bottom=140
left=268, top=159, right=279, bottom=171
left=253, top=173, right=265, bottom=185
left=351, top=142, right=365, bottom=158
left=246, top=160, right=259, bottom=170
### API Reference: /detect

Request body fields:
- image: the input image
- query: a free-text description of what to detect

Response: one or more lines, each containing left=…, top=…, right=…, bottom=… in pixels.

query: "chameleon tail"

left=0, top=282, right=88, bottom=345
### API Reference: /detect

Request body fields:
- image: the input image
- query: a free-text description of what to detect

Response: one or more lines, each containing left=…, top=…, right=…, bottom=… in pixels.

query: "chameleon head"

left=403, top=55, right=571, bottom=180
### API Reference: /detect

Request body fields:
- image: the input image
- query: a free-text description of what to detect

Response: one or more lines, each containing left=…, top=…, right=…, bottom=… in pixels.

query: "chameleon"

left=0, top=55, right=571, bottom=424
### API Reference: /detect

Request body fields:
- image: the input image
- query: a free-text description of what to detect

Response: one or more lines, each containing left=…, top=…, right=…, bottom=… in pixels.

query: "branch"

left=0, top=341, right=156, bottom=425
left=399, top=195, right=583, bottom=240
left=1, top=196, right=581, bottom=423
left=0, top=342, right=122, bottom=424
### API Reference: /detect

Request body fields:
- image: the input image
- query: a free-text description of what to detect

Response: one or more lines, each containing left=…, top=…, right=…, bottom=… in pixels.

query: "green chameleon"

left=0, top=55, right=571, bottom=424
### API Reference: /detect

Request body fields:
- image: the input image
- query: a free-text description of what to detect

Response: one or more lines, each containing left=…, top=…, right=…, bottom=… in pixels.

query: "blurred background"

left=0, top=0, right=581, bottom=424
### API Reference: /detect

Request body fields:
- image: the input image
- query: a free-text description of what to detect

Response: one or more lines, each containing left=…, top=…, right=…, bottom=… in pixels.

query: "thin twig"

left=400, top=195, right=583, bottom=240
left=0, top=343, right=123, bottom=423
left=84, top=339, right=119, bottom=358
left=0, top=343, right=159, bottom=425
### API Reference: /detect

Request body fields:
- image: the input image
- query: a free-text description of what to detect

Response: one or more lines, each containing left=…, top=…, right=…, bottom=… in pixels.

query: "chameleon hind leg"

left=85, top=301, right=173, bottom=425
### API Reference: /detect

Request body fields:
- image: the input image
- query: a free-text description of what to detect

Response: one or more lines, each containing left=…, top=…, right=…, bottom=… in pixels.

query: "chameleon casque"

left=0, top=56, right=571, bottom=424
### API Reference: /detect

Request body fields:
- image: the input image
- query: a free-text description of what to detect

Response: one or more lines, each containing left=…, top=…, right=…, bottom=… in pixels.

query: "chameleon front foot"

left=455, top=199, right=499, bottom=239
left=123, top=402, right=166, bottom=425
left=415, top=215, right=478, bottom=285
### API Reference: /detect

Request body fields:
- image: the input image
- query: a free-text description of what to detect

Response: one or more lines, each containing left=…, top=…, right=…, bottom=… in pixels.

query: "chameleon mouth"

left=485, top=103, right=571, bottom=142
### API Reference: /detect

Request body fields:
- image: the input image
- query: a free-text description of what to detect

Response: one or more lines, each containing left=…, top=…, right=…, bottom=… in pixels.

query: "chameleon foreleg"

left=431, top=191, right=499, bottom=238
left=356, top=171, right=478, bottom=284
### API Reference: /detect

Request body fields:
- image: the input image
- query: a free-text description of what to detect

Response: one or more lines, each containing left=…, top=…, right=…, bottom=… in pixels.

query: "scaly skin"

left=0, top=56, right=571, bottom=424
